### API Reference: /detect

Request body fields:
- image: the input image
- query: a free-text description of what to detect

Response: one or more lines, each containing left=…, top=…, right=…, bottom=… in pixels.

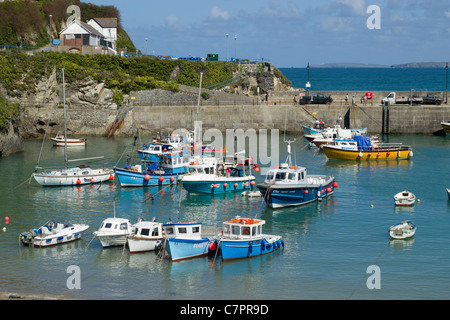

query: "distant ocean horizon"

left=279, top=67, right=448, bottom=92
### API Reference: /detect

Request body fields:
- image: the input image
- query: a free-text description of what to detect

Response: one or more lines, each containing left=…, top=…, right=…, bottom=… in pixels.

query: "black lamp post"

left=446, top=62, right=448, bottom=104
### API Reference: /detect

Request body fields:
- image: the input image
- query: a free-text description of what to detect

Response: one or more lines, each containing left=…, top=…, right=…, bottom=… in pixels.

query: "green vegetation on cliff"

left=0, top=95, right=20, bottom=131
left=0, top=51, right=236, bottom=95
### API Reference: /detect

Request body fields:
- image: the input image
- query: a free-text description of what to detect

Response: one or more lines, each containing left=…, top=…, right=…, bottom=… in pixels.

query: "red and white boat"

left=51, top=134, right=86, bottom=147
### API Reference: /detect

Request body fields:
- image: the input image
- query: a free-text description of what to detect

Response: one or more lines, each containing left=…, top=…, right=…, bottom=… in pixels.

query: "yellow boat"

left=321, top=137, right=413, bottom=161
left=441, top=121, right=450, bottom=135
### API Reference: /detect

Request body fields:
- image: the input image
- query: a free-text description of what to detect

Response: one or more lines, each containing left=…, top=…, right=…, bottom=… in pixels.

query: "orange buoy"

left=159, top=176, right=164, bottom=182
left=234, top=183, right=238, bottom=187
left=144, top=174, right=151, bottom=181
left=333, top=182, right=338, bottom=188
left=109, top=175, right=114, bottom=180
left=90, top=178, right=95, bottom=183
left=76, top=179, right=81, bottom=185
left=5, top=217, right=9, bottom=224
left=250, top=181, right=255, bottom=186
left=326, top=187, right=332, bottom=193
left=304, top=190, right=309, bottom=194
left=223, top=183, right=228, bottom=188
left=170, top=176, right=175, bottom=182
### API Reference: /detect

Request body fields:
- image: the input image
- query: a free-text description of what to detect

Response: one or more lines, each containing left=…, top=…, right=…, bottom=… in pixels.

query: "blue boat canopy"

left=354, top=136, right=371, bottom=151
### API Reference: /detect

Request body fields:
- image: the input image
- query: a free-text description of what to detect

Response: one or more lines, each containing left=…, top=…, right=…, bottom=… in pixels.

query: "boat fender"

left=281, top=240, right=285, bottom=247
left=261, top=241, right=265, bottom=251
left=409, top=151, right=413, bottom=157
left=358, top=152, right=363, bottom=158
left=248, top=242, right=253, bottom=254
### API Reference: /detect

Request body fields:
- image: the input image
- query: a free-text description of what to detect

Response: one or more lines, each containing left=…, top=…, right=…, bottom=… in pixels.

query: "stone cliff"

left=0, top=62, right=293, bottom=156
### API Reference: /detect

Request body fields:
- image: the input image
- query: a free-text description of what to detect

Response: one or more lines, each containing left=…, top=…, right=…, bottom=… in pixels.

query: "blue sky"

left=83, top=0, right=449, bottom=67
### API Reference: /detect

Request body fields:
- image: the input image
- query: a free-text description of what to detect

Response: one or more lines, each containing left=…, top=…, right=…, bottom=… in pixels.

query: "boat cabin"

left=98, top=218, right=131, bottom=233
left=332, top=139, right=358, bottom=150
left=131, top=220, right=162, bottom=238
left=162, top=222, right=203, bottom=240
left=264, top=163, right=307, bottom=184
left=186, top=157, right=218, bottom=175
left=222, top=216, right=265, bottom=240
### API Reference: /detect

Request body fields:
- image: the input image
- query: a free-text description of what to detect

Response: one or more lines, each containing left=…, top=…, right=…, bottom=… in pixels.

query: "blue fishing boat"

left=181, top=152, right=256, bottom=194
left=161, top=221, right=211, bottom=262
left=114, top=151, right=190, bottom=187
left=212, top=216, right=284, bottom=261
left=137, top=142, right=176, bottom=162
left=302, top=120, right=326, bottom=135
left=138, top=132, right=191, bottom=162
left=257, top=140, right=337, bottom=208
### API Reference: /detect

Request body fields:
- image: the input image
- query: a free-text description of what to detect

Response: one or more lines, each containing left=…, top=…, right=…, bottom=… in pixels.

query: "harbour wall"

left=128, top=103, right=448, bottom=135
left=22, top=91, right=449, bottom=139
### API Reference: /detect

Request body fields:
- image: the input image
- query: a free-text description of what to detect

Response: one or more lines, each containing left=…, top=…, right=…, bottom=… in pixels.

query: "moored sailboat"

left=32, top=68, right=114, bottom=187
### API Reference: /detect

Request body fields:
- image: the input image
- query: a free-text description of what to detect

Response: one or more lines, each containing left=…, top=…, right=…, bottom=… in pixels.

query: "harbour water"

left=279, top=67, right=448, bottom=91
left=0, top=133, right=449, bottom=300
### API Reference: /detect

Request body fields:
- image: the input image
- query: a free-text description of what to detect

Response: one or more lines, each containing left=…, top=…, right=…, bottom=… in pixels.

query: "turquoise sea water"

left=0, top=134, right=449, bottom=301
left=280, top=67, right=448, bottom=91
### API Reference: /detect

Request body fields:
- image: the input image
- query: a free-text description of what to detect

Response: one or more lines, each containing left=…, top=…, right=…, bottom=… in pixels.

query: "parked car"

left=300, top=93, right=333, bottom=105
left=422, top=94, right=443, bottom=105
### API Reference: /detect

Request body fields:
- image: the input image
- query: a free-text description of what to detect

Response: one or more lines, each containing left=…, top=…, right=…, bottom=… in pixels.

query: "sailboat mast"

left=62, top=68, right=68, bottom=170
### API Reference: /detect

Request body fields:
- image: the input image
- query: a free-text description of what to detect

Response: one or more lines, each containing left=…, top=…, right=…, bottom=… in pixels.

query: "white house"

left=59, top=19, right=104, bottom=48
left=87, top=18, right=118, bottom=51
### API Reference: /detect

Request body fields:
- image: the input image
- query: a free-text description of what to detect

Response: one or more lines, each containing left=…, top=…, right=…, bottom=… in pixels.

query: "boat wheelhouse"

left=215, top=216, right=284, bottom=261
left=93, top=217, right=132, bottom=248
left=161, top=221, right=210, bottom=261
left=127, top=219, right=163, bottom=253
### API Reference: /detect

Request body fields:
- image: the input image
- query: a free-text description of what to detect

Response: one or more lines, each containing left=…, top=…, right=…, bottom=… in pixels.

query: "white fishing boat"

left=32, top=68, right=115, bottom=187
left=394, top=190, right=416, bottom=206
left=51, top=134, right=86, bottom=147
left=19, top=219, right=89, bottom=247
left=127, top=218, right=163, bottom=253
left=93, top=217, right=132, bottom=248
left=389, top=221, right=416, bottom=240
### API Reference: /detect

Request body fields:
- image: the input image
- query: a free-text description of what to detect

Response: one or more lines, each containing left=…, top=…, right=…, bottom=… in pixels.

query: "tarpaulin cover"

left=354, top=136, right=371, bottom=151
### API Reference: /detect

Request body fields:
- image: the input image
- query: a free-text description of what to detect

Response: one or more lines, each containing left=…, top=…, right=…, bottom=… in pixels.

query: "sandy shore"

left=0, top=292, right=79, bottom=300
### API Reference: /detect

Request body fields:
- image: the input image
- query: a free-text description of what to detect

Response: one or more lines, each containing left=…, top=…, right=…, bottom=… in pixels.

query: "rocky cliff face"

left=0, top=64, right=291, bottom=156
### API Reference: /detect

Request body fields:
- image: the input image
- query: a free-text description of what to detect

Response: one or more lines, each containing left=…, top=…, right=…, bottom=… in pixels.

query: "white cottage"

left=59, top=19, right=104, bottom=48
left=87, top=18, right=118, bottom=51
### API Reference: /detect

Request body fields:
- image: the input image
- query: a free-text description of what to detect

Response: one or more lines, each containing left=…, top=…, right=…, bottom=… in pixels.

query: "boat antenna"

left=177, top=182, right=182, bottom=222
left=62, top=67, right=68, bottom=170
left=282, top=106, right=296, bottom=166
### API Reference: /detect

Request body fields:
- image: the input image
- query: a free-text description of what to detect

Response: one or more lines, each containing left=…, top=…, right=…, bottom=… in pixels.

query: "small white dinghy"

left=19, top=219, right=89, bottom=247
left=394, top=190, right=416, bottom=206
left=241, top=190, right=262, bottom=197
left=389, top=221, right=416, bottom=240
left=93, top=217, right=132, bottom=248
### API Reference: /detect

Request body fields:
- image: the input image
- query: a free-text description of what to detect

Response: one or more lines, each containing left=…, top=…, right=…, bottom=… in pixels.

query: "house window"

left=178, top=227, right=187, bottom=234
left=192, top=227, right=200, bottom=233
left=151, top=227, right=159, bottom=236
left=141, top=228, right=150, bottom=236
left=104, top=223, right=112, bottom=229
